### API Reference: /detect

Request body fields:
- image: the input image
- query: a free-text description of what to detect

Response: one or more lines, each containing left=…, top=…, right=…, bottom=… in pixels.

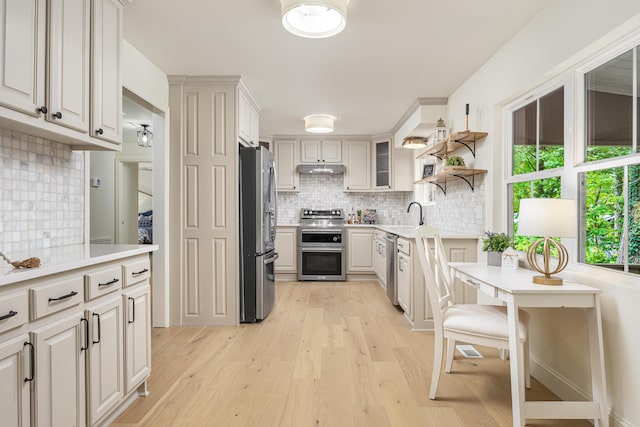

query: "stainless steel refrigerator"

left=239, top=146, right=278, bottom=322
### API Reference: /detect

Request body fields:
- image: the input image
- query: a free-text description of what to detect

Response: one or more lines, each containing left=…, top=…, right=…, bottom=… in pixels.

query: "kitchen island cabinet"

left=0, top=244, right=156, bottom=426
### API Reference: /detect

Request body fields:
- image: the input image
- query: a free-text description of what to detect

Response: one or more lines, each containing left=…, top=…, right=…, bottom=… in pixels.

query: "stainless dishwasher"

left=385, top=233, right=398, bottom=305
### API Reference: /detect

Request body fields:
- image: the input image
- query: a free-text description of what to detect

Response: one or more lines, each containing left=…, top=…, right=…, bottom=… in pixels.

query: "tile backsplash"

left=0, top=128, right=84, bottom=254
left=278, top=172, right=485, bottom=237
left=277, top=174, right=415, bottom=224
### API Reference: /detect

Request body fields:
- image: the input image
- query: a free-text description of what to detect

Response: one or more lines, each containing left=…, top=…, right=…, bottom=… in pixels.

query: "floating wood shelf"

left=414, top=167, right=488, bottom=195
left=416, top=131, right=488, bottom=160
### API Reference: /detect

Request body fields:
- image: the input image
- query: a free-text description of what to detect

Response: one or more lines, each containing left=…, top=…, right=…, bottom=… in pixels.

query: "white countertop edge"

left=1, top=244, right=158, bottom=287
left=278, top=223, right=479, bottom=240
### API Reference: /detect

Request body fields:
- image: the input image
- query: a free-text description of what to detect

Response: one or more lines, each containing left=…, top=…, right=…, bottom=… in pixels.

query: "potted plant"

left=481, top=231, right=513, bottom=266
left=444, top=155, right=465, bottom=170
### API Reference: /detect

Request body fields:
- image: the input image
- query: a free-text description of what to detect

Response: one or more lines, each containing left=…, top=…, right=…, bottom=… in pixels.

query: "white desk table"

left=448, top=262, right=608, bottom=427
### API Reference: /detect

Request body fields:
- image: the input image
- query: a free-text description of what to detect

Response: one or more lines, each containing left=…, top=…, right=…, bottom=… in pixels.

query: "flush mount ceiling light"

left=281, top=0, right=348, bottom=38
left=137, top=124, right=153, bottom=147
left=304, top=114, right=335, bottom=133
left=402, top=136, right=428, bottom=149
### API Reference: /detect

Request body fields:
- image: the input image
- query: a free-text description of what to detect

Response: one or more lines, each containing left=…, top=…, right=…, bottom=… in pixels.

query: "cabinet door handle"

left=466, top=279, right=481, bottom=288
left=96, top=128, right=104, bottom=135
left=80, top=318, right=89, bottom=351
left=92, top=313, right=101, bottom=344
left=38, top=106, right=48, bottom=114
left=48, top=290, right=78, bottom=303
left=128, top=297, right=135, bottom=324
left=23, top=342, right=34, bottom=383
left=99, top=278, right=119, bottom=287
left=0, top=310, right=18, bottom=321
left=132, top=268, right=149, bottom=276
left=53, top=111, right=62, bottom=119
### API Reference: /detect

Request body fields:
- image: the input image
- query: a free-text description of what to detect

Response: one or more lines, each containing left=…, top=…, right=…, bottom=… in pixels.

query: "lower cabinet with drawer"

left=0, top=250, right=153, bottom=427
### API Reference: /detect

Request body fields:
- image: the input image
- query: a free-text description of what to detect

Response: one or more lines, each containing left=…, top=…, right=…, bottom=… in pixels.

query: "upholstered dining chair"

left=414, top=225, right=531, bottom=400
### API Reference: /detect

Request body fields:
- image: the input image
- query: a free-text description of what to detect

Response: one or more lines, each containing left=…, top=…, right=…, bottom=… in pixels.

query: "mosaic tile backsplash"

left=0, top=128, right=84, bottom=254
left=278, top=172, right=485, bottom=237
left=278, top=174, right=416, bottom=225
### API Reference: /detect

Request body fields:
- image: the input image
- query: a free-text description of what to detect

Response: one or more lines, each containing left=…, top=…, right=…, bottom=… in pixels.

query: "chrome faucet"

left=406, top=202, right=424, bottom=226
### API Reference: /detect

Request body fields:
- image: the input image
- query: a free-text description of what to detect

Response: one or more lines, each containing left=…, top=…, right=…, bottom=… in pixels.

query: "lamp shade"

left=281, top=0, right=347, bottom=38
left=304, top=114, right=334, bottom=133
left=517, top=198, right=577, bottom=238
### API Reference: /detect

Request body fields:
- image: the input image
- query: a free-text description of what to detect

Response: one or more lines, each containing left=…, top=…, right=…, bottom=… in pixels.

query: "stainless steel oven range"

left=298, top=208, right=346, bottom=281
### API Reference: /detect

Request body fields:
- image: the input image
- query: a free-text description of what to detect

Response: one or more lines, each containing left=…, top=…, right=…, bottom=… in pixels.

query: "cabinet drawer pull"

left=24, top=342, right=34, bottom=382
left=80, top=318, right=89, bottom=351
left=48, top=290, right=78, bottom=303
left=99, top=278, right=119, bottom=287
left=92, top=313, right=101, bottom=344
left=0, top=310, right=18, bottom=321
left=128, top=297, right=135, bottom=324
left=132, top=268, right=149, bottom=276
left=96, top=128, right=104, bottom=135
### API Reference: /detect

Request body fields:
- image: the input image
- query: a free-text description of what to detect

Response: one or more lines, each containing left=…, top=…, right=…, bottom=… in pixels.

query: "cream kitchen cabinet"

left=275, top=226, right=297, bottom=273
left=396, top=238, right=414, bottom=320
left=0, top=0, right=124, bottom=149
left=90, top=0, right=123, bottom=144
left=238, top=86, right=260, bottom=146
left=0, top=334, right=31, bottom=427
left=274, top=139, right=299, bottom=192
left=373, top=230, right=386, bottom=288
left=123, top=284, right=151, bottom=394
left=85, top=295, right=124, bottom=425
left=346, top=227, right=374, bottom=274
left=300, top=140, right=342, bottom=163
left=32, top=311, right=87, bottom=427
left=344, top=140, right=371, bottom=191
left=0, top=247, right=154, bottom=427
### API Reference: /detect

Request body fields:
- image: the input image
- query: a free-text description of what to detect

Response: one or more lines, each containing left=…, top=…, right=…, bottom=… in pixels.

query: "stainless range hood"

left=297, top=164, right=345, bottom=174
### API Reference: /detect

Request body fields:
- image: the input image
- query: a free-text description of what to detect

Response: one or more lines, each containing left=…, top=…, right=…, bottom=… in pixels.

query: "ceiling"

left=123, top=0, right=554, bottom=137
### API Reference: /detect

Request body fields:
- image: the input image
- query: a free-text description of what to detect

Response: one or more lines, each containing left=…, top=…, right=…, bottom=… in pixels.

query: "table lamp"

left=517, top=198, right=577, bottom=285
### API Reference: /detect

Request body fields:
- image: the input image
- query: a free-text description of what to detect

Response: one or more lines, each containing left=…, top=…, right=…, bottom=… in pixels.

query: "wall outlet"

left=90, top=178, right=102, bottom=187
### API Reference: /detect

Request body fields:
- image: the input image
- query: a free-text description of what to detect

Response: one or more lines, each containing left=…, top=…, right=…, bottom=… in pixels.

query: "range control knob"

left=332, top=236, right=338, bottom=242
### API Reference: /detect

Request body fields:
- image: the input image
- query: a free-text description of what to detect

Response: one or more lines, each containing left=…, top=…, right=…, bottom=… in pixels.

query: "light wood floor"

left=113, top=281, right=591, bottom=427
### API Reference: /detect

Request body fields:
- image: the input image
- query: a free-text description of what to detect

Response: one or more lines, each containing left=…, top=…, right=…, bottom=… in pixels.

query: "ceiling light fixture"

left=137, top=124, right=153, bottom=147
left=304, top=114, right=335, bottom=133
left=281, top=0, right=348, bottom=39
left=402, top=136, right=428, bottom=149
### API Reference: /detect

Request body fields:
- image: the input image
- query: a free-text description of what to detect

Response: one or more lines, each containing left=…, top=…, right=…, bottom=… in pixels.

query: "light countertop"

left=1, top=244, right=158, bottom=287
left=278, top=223, right=479, bottom=240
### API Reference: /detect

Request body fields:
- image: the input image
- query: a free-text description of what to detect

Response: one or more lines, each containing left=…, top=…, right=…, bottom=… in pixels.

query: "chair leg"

left=430, top=332, right=444, bottom=400
left=445, top=338, right=455, bottom=373
left=524, top=339, right=531, bottom=389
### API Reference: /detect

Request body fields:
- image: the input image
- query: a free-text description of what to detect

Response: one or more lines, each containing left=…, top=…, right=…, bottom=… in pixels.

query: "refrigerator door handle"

left=264, top=252, right=279, bottom=264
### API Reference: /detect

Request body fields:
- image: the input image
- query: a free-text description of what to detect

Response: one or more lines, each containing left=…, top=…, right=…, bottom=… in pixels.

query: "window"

left=507, top=85, right=565, bottom=251
left=578, top=45, right=640, bottom=274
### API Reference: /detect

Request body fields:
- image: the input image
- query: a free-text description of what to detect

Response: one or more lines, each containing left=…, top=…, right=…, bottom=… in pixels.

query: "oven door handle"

left=299, top=228, right=344, bottom=234
left=299, top=247, right=343, bottom=252
left=264, top=252, right=279, bottom=264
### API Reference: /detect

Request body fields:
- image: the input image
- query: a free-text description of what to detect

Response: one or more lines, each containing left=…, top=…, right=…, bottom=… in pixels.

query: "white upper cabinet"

left=238, top=86, right=259, bottom=146
left=90, top=0, right=123, bottom=144
left=47, top=0, right=90, bottom=133
left=0, top=0, right=45, bottom=117
left=300, top=139, right=341, bottom=163
left=274, top=140, right=299, bottom=192
left=0, top=0, right=124, bottom=150
left=344, top=140, right=371, bottom=191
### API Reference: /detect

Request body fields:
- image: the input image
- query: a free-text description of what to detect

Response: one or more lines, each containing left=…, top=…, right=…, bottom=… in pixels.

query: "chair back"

left=414, top=225, right=455, bottom=329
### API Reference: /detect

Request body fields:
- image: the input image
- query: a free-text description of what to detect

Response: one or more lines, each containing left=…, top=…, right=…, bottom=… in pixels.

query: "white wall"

left=446, top=1, right=640, bottom=425
left=89, top=151, right=116, bottom=243
left=122, top=39, right=170, bottom=327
